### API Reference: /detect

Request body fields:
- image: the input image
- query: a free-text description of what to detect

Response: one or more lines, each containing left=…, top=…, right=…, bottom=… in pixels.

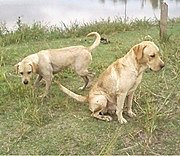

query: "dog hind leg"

left=79, top=76, right=89, bottom=90
left=89, top=95, right=112, bottom=121
left=86, top=72, right=95, bottom=88
left=79, top=72, right=95, bottom=90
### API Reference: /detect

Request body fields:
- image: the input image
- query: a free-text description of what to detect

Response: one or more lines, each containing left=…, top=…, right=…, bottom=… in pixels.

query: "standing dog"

left=15, top=32, right=101, bottom=97
left=56, top=41, right=165, bottom=124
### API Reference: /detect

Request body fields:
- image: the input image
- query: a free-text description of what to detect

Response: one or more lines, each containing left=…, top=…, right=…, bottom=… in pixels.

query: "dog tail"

left=87, top=32, right=101, bottom=51
left=55, top=81, right=88, bottom=103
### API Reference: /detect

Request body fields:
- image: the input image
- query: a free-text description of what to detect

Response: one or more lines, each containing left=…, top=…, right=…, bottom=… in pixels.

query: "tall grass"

left=0, top=17, right=158, bottom=46
left=2, top=17, right=179, bottom=47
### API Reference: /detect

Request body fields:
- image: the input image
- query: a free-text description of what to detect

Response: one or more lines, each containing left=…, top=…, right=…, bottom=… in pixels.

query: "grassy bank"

left=0, top=19, right=180, bottom=155
left=0, top=17, right=158, bottom=46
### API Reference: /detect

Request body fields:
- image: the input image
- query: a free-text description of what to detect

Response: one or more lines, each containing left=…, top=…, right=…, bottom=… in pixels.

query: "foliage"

left=0, top=17, right=158, bottom=46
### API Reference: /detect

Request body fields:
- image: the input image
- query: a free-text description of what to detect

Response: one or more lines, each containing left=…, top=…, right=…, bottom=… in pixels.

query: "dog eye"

left=20, top=72, right=23, bottom=75
left=27, top=71, right=31, bottom=74
left=150, top=54, right=155, bottom=58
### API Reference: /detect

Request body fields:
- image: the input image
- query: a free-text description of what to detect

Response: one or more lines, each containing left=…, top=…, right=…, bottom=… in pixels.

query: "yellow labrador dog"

left=56, top=41, right=165, bottom=124
left=15, top=32, right=101, bottom=97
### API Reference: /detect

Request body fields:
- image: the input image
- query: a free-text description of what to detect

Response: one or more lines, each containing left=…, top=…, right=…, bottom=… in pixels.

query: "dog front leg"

left=39, top=76, right=52, bottom=98
left=34, top=75, right=43, bottom=87
left=126, top=92, right=136, bottom=118
left=116, top=93, right=127, bottom=124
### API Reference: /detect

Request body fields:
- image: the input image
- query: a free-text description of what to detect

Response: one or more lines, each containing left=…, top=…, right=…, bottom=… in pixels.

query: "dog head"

left=15, top=60, right=37, bottom=85
left=133, top=41, right=165, bottom=71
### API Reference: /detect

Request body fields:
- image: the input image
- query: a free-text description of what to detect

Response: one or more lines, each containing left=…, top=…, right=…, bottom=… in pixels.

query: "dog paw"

left=78, top=86, right=85, bottom=90
left=39, top=94, right=47, bottom=99
left=107, top=110, right=116, bottom=115
left=39, top=94, right=44, bottom=98
left=118, top=117, right=127, bottom=124
left=103, top=115, right=113, bottom=122
left=127, top=111, right=136, bottom=118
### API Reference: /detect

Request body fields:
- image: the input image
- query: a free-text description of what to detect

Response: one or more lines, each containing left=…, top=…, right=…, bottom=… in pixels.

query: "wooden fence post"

left=160, top=2, right=168, bottom=39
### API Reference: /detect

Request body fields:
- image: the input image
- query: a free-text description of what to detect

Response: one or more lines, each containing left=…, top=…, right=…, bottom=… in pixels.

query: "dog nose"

left=160, top=63, right=165, bottom=69
left=23, top=80, right=29, bottom=85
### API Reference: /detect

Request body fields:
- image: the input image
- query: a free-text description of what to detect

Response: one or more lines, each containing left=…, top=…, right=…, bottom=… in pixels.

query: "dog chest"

left=127, top=73, right=143, bottom=94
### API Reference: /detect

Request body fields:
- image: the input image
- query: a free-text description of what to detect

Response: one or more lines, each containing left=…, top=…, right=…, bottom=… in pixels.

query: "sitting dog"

left=15, top=32, right=101, bottom=97
left=56, top=41, right=165, bottom=124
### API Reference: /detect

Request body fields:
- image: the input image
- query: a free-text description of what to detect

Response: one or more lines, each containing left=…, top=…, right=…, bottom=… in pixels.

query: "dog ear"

left=29, top=62, right=38, bottom=73
left=133, top=44, right=147, bottom=60
left=14, top=63, right=20, bottom=74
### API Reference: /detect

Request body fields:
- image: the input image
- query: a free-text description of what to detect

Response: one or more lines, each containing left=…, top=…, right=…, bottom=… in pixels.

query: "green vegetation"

left=0, top=18, right=179, bottom=155
left=0, top=17, right=157, bottom=46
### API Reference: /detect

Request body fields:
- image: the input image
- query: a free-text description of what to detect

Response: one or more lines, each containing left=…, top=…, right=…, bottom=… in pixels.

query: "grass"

left=0, top=17, right=157, bottom=46
left=0, top=18, right=180, bottom=155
